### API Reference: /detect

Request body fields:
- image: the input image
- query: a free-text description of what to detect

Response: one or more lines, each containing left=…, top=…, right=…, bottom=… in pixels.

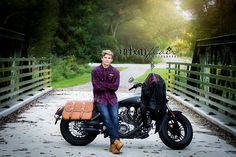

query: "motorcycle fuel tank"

left=118, top=93, right=141, bottom=107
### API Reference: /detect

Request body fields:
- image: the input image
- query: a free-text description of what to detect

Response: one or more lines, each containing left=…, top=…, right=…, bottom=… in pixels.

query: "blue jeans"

left=96, top=103, right=120, bottom=144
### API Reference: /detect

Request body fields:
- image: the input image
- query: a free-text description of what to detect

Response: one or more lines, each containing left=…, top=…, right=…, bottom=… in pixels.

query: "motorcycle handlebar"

left=128, top=86, right=135, bottom=91
left=129, top=83, right=142, bottom=91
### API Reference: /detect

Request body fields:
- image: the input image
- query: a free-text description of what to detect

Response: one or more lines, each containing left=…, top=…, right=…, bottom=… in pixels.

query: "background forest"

left=1, top=0, right=236, bottom=85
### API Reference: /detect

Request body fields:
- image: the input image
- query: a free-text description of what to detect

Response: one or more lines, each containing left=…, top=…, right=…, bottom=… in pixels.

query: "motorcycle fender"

left=55, top=107, right=64, bottom=116
left=54, top=107, right=64, bottom=124
left=171, top=111, right=182, bottom=117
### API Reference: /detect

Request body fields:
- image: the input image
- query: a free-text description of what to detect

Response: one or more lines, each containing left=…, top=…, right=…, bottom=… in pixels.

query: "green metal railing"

left=167, top=62, right=236, bottom=125
left=0, top=58, right=51, bottom=107
left=192, top=33, right=236, bottom=66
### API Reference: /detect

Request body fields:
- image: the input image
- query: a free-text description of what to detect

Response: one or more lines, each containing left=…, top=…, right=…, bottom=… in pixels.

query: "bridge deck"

left=0, top=90, right=235, bottom=157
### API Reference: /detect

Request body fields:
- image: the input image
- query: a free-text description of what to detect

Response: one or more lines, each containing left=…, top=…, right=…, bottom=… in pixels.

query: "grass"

left=51, top=72, right=91, bottom=89
left=152, top=56, right=162, bottom=64
left=135, top=68, right=169, bottom=83
left=52, top=66, right=127, bottom=89
left=116, top=67, right=127, bottom=71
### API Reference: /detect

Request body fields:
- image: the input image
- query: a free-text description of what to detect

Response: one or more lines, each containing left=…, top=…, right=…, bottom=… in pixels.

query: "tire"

left=60, top=119, right=97, bottom=146
left=159, top=114, right=193, bottom=150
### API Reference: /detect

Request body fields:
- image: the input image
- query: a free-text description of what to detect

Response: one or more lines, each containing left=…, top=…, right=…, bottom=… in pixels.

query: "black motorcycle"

left=54, top=78, right=193, bottom=150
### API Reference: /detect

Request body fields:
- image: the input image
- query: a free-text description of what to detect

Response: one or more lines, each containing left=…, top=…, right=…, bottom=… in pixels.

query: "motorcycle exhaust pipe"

left=84, top=128, right=100, bottom=134
left=86, top=121, right=102, bottom=127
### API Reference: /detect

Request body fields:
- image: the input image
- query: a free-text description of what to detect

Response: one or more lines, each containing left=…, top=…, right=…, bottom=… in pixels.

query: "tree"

left=1, top=0, right=188, bottom=61
left=181, top=0, right=236, bottom=39
left=0, top=0, right=59, bottom=57
left=117, top=0, right=185, bottom=49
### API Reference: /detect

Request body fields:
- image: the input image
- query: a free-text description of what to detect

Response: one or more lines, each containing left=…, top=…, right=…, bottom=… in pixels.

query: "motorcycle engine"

left=118, top=106, right=141, bottom=135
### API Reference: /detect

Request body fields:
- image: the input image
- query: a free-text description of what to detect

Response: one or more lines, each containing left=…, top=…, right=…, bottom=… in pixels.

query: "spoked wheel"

left=159, top=113, right=193, bottom=150
left=60, top=119, right=97, bottom=146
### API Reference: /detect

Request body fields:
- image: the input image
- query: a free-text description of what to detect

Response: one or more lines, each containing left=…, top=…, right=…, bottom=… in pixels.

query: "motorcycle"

left=54, top=77, right=193, bottom=150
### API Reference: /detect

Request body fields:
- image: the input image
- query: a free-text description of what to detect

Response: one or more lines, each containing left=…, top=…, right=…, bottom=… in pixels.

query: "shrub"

left=51, top=55, right=91, bottom=82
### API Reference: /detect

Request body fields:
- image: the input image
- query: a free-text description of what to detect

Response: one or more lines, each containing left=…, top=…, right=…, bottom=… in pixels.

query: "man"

left=91, top=50, right=123, bottom=154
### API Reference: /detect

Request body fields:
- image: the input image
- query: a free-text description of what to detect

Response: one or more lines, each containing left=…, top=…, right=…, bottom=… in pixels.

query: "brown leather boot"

left=109, top=144, right=120, bottom=154
left=114, top=139, right=124, bottom=151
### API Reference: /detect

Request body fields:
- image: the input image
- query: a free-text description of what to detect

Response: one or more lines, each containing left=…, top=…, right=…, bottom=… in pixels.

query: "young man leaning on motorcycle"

left=55, top=50, right=193, bottom=152
left=91, top=50, right=124, bottom=154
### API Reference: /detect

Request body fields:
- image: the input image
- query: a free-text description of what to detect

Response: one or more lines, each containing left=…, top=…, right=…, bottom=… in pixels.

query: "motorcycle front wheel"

left=159, top=113, right=193, bottom=150
left=60, top=119, right=97, bottom=146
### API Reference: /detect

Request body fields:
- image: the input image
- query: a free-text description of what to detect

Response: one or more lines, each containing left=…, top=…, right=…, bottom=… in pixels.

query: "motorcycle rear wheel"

left=159, top=113, right=193, bottom=150
left=60, top=119, right=97, bottom=146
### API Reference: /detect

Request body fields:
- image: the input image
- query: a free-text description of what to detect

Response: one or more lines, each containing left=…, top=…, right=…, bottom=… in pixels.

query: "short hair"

left=101, top=50, right=114, bottom=58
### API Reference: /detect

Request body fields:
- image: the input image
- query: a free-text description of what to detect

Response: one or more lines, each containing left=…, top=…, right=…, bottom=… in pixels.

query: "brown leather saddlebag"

left=62, top=100, right=94, bottom=120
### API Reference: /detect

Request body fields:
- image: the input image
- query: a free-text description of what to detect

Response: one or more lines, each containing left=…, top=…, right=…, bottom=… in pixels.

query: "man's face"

left=101, top=54, right=113, bottom=67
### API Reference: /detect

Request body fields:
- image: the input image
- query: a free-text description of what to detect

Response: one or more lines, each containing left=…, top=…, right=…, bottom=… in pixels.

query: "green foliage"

left=181, top=0, right=236, bottom=40
left=89, top=35, right=120, bottom=62
left=51, top=55, right=91, bottom=82
left=116, top=0, right=185, bottom=51
left=169, top=0, right=236, bottom=58
left=171, top=38, right=191, bottom=57
left=152, top=57, right=162, bottom=64
left=0, top=0, right=59, bottom=57
left=0, top=0, right=188, bottom=61
left=52, top=0, right=94, bottom=63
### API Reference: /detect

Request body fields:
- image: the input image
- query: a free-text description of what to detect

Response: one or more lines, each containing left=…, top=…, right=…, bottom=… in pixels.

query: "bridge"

left=0, top=28, right=236, bottom=156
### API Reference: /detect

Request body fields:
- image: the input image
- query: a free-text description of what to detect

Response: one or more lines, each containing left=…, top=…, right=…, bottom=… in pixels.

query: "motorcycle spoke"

left=179, top=134, right=185, bottom=140
left=167, top=118, right=187, bottom=142
left=168, top=132, right=176, bottom=140
left=68, top=121, right=86, bottom=138
left=179, top=125, right=184, bottom=132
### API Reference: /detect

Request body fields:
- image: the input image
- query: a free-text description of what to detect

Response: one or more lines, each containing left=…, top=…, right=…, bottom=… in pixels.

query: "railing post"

left=168, top=62, right=174, bottom=92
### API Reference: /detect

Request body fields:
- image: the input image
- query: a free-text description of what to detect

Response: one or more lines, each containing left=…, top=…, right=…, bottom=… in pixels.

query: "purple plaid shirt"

left=92, top=64, right=120, bottom=106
